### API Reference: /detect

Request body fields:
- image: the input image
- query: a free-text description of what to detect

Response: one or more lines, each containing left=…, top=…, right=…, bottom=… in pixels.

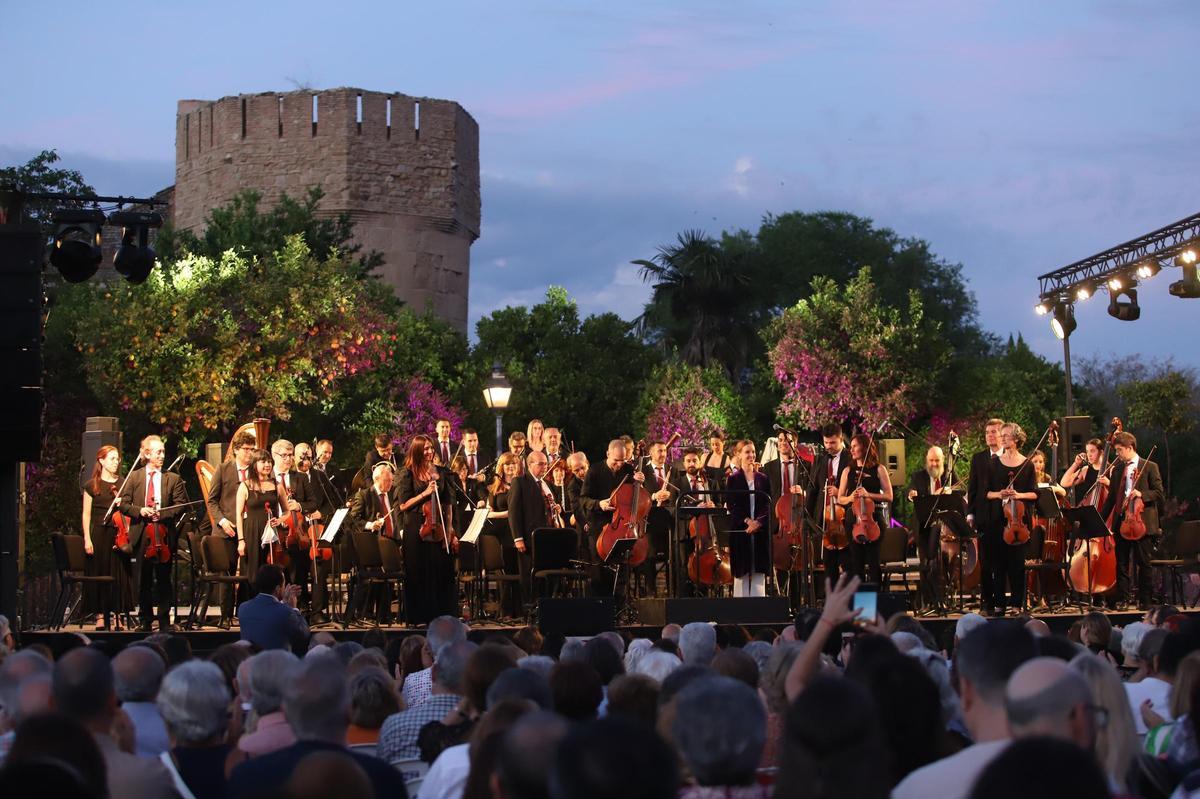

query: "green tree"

left=1119, top=369, right=1199, bottom=495
left=0, top=149, right=96, bottom=237
left=472, top=287, right=661, bottom=455
left=635, top=363, right=753, bottom=457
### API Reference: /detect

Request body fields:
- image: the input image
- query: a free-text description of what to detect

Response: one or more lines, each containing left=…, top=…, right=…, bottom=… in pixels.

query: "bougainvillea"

left=767, top=268, right=948, bottom=434
left=641, top=363, right=749, bottom=461
left=391, top=376, right=466, bottom=447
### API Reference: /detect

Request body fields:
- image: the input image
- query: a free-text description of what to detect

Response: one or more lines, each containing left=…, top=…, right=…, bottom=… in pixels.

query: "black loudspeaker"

left=1059, top=416, right=1091, bottom=468
left=636, top=597, right=791, bottom=627
left=80, top=417, right=122, bottom=489
left=537, top=597, right=615, bottom=636
left=0, top=223, right=44, bottom=461
left=878, top=438, right=906, bottom=487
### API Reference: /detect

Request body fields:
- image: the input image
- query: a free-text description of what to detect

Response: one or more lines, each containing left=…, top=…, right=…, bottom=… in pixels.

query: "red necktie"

left=827, top=458, right=834, bottom=481
left=655, top=467, right=664, bottom=488
left=469, top=454, right=477, bottom=474
left=146, top=470, right=156, bottom=506
left=934, top=477, right=942, bottom=493
left=238, top=467, right=247, bottom=483
left=442, top=443, right=451, bottom=464
left=782, top=461, right=792, bottom=493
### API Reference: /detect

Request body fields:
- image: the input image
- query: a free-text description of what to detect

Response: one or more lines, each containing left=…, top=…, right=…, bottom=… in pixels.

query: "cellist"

left=580, top=439, right=643, bottom=595
left=982, top=423, right=1038, bottom=616
left=1099, top=431, right=1163, bottom=610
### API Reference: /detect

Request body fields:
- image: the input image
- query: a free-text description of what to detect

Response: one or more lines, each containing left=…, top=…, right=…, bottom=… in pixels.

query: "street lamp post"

left=482, top=362, right=512, bottom=460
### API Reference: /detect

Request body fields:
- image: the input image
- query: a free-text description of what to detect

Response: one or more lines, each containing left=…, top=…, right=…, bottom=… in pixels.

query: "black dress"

left=981, top=457, right=1036, bottom=612
left=398, top=468, right=457, bottom=625
left=240, top=484, right=280, bottom=594
left=845, top=465, right=886, bottom=585
left=83, top=480, right=133, bottom=618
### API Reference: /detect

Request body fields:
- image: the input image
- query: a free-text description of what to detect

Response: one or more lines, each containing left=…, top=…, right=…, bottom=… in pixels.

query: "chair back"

left=480, top=534, right=506, bottom=571
left=202, top=534, right=232, bottom=573
left=457, top=540, right=479, bottom=573
left=378, top=536, right=404, bottom=572
left=53, top=533, right=87, bottom=573
left=392, top=758, right=430, bottom=783
left=51, top=533, right=72, bottom=577
left=1175, top=521, right=1200, bottom=559
left=532, top=527, right=577, bottom=571
left=187, top=530, right=207, bottom=573
left=879, top=524, right=907, bottom=564
left=353, top=532, right=384, bottom=569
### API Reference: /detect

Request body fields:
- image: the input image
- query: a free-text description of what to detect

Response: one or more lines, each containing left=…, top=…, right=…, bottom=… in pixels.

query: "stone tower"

left=172, top=87, right=479, bottom=332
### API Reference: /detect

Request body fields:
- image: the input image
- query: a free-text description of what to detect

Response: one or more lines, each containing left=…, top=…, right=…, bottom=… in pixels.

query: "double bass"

left=1068, top=418, right=1121, bottom=595
left=688, top=469, right=732, bottom=586
left=596, top=440, right=651, bottom=567
left=1028, top=425, right=1069, bottom=602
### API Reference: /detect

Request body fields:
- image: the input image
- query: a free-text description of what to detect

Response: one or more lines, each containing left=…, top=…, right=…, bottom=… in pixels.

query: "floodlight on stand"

left=1050, top=303, right=1076, bottom=340
left=1136, top=260, right=1161, bottom=280
left=1107, top=283, right=1141, bottom=321
left=48, top=208, right=105, bottom=282
left=108, top=210, right=163, bottom=284
left=1034, top=298, right=1052, bottom=316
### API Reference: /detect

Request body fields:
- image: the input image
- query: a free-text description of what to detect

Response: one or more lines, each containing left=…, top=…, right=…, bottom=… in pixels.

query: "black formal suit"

left=671, top=469, right=711, bottom=596
left=357, top=448, right=398, bottom=493
left=311, top=462, right=346, bottom=505
left=302, top=465, right=340, bottom=617
left=434, top=438, right=459, bottom=468
left=966, top=449, right=1000, bottom=523
left=642, top=461, right=675, bottom=582
left=274, top=468, right=325, bottom=614
left=1100, top=457, right=1164, bottom=606
left=118, top=466, right=188, bottom=628
left=580, top=460, right=637, bottom=594
left=205, top=459, right=251, bottom=616
left=806, top=449, right=852, bottom=585
left=347, top=484, right=403, bottom=623
left=766, top=458, right=809, bottom=533
left=508, top=473, right=553, bottom=606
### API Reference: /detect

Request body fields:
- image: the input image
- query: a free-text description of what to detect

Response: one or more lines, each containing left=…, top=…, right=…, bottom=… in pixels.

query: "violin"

left=597, top=440, right=651, bottom=567
left=307, top=515, right=334, bottom=562
left=851, top=490, right=880, bottom=544
left=280, top=481, right=309, bottom=550
left=687, top=469, right=732, bottom=586
left=1001, top=493, right=1031, bottom=546
left=1117, top=446, right=1156, bottom=541
left=143, top=503, right=172, bottom=564
left=822, top=474, right=848, bottom=550
left=112, top=507, right=132, bottom=555
left=418, top=472, right=456, bottom=553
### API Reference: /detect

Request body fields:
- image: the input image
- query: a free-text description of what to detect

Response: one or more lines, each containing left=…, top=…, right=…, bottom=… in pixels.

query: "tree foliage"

left=1119, top=368, right=1199, bottom=494
left=0, top=149, right=95, bottom=238
left=636, top=363, right=751, bottom=460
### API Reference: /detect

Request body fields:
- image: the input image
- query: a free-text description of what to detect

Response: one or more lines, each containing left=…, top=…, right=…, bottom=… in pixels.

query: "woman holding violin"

left=398, top=435, right=457, bottom=625
left=981, top=423, right=1038, bottom=615
left=80, top=444, right=132, bottom=629
left=1099, top=431, right=1163, bottom=610
left=836, top=433, right=893, bottom=586
left=235, top=449, right=284, bottom=601
left=725, top=439, right=772, bottom=597
left=485, top=451, right=521, bottom=617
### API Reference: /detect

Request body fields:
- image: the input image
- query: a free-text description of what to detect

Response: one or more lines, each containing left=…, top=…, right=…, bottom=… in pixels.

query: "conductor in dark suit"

left=237, top=564, right=309, bottom=651
left=206, top=429, right=258, bottom=618
left=119, top=435, right=189, bottom=632
left=1100, top=431, right=1165, bottom=609
left=508, top=450, right=557, bottom=608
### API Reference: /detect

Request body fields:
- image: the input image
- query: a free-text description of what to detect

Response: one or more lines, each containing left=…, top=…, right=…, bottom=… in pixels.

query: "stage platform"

left=20, top=605, right=1184, bottom=657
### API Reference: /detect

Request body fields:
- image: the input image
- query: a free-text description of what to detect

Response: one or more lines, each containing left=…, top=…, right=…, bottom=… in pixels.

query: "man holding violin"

left=805, top=424, right=852, bottom=587
left=206, top=429, right=257, bottom=623
left=1099, top=431, right=1163, bottom=610
left=119, top=435, right=188, bottom=632
left=271, top=440, right=321, bottom=617
left=296, top=442, right=337, bottom=624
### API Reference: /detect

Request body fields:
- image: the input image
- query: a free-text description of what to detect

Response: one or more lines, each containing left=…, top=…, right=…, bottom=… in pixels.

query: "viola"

left=851, top=490, right=880, bottom=544
left=822, top=476, right=848, bottom=550
left=597, top=441, right=651, bottom=567
left=687, top=471, right=732, bottom=586
left=1002, top=494, right=1031, bottom=545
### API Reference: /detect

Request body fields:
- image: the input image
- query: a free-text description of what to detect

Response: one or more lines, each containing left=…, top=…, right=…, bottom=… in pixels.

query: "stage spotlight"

left=1107, top=285, right=1141, bottom=321
left=1051, top=303, right=1076, bottom=340
left=108, top=210, right=162, bottom=284
left=1169, top=263, right=1200, bottom=298
left=1034, top=299, right=1052, bottom=316
left=1176, top=248, right=1198, bottom=267
left=1136, top=260, right=1161, bottom=280
left=48, top=208, right=105, bottom=282
left=1106, top=276, right=1126, bottom=291
left=1074, top=281, right=1096, bottom=301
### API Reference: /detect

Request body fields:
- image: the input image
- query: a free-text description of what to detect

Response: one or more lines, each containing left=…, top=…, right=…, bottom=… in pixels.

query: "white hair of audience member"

left=891, top=632, right=923, bottom=654
left=906, top=647, right=962, bottom=726
left=305, top=644, right=332, bottom=659
left=742, top=641, right=773, bottom=673
left=517, top=655, right=556, bottom=679
left=624, top=639, right=654, bottom=673
left=679, top=622, right=717, bottom=666
left=633, top=650, right=682, bottom=684
left=247, top=650, right=300, bottom=716
left=955, top=613, right=987, bottom=642
left=559, top=638, right=587, bottom=663
left=1120, top=622, right=1151, bottom=663
left=157, top=660, right=231, bottom=746
left=427, top=615, right=468, bottom=657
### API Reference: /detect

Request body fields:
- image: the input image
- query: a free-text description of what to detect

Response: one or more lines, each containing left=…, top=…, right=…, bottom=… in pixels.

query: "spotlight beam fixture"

left=108, top=210, right=163, bottom=284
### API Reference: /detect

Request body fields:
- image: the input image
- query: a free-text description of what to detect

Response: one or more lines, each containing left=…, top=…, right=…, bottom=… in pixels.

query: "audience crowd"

left=2, top=571, right=1200, bottom=799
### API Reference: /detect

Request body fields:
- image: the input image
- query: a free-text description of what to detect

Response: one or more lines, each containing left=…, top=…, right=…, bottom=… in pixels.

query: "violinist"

left=906, top=446, right=957, bottom=609
left=981, top=423, right=1038, bottom=616
left=1029, top=451, right=1066, bottom=499
left=1060, top=438, right=1105, bottom=506
left=80, top=445, right=132, bottom=629
left=348, top=462, right=403, bottom=624
left=1099, top=431, right=1163, bottom=610
left=460, top=428, right=489, bottom=499
left=525, top=419, right=546, bottom=456
left=508, top=431, right=528, bottom=474
left=580, top=440, right=644, bottom=594
left=356, top=433, right=396, bottom=491
left=543, top=427, right=567, bottom=466
left=508, top=450, right=559, bottom=612
left=206, top=429, right=257, bottom=621
left=837, top=433, right=893, bottom=586
left=565, top=452, right=589, bottom=533
left=296, top=442, right=336, bottom=624
left=806, top=424, right=852, bottom=585
left=313, top=438, right=343, bottom=496
left=675, top=447, right=715, bottom=597
left=447, top=455, right=484, bottom=536
left=703, top=431, right=730, bottom=488
left=118, top=435, right=188, bottom=632
left=235, top=449, right=282, bottom=606
left=642, top=440, right=675, bottom=590
left=271, top=440, right=320, bottom=613
left=484, top=452, right=522, bottom=615
left=398, top=435, right=457, bottom=625
left=434, top=418, right=457, bottom=468
left=726, top=439, right=771, bottom=597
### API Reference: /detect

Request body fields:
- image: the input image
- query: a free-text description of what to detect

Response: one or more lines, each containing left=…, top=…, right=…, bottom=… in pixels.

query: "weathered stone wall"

left=172, top=88, right=479, bottom=331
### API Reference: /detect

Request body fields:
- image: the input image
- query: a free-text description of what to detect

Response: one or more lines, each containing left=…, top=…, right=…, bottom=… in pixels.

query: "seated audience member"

left=227, top=656, right=405, bottom=799
left=237, top=565, right=309, bottom=652
left=1142, top=651, right=1200, bottom=764
left=1070, top=652, right=1138, bottom=794
left=633, top=650, right=682, bottom=685
left=1080, top=612, right=1119, bottom=666
left=550, top=716, right=679, bottom=799
left=286, top=750, right=374, bottom=799
left=377, top=639, right=475, bottom=763
left=966, top=736, right=1110, bottom=799
left=347, top=666, right=401, bottom=746
left=426, top=699, right=532, bottom=799
left=236, top=650, right=299, bottom=759
left=0, top=713, right=108, bottom=799
left=671, top=676, right=769, bottom=798
left=605, top=674, right=659, bottom=728
left=893, top=622, right=1037, bottom=799
left=758, top=642, right=802, bottom=767
left=419, top=644, right=520, bottom=762
left=679, top=622, right=717, bottom=667
left=53, top=647, right=175, bottom=799
left=710, top=648, right=759, bottom=690
left=404, top=616, right=467, bottom=708
left=0, top=650, right=52, bottom=763
left=113, top=645, right=170, bottom=757
left=774, top=676, right=890, bottom=799
left=1006, top=657, right=1098, bottom=758
left=157, top=660, right=233, bottom=799
left=1119, top=621, right=1152, bottom=670
left=1128, top=626, right=1192, bottom=735
left=661, top=624, right=682, bottom=643
left=496, top=711, right=571, bottom=799
left=550, top=661, right=603, bottom=722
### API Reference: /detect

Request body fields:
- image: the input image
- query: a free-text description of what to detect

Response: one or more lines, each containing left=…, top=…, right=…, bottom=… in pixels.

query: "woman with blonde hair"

left=1070, top=651, right=1138, bottom=793
left=525, top=419, right=545, bottom=455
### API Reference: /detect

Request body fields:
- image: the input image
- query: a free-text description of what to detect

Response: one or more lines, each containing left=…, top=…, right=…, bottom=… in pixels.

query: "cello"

left=596, top=440, right=651, bottom=567
left=1117, top=447, right=1157, bottom=542
left=688, top=468, right=733, bottom=586
left=1068, top=419, right=1121, bottom=595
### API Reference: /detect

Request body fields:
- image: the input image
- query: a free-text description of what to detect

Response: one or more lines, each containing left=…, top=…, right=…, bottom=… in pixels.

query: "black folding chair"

left=531, top=527, right=589, bottom=599
left=351, top=532, right=392, bottom=624
left=1151, top=521, right=1200, bottom=607
left=480, top=535, right=521, bottom=618
left=377, top=536, right=406, bottom=622
left=200, top=534, right=249, bottom=626
left=50, top=533, right=114, bottom=630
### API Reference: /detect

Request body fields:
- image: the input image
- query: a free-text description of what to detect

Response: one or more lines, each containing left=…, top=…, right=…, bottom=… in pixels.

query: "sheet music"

left=461, top=507, right=489, bottom=545
left=322, top=508, right=348, bottom=542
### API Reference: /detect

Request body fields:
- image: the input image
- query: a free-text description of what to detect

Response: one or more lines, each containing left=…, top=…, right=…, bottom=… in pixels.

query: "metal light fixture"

left=1107, top=283, right=1141, bottom=321
left=48, top=208, right=105, bottom=282
left=482, top=361, right=512, bottom=458
left=1136, top=260, right=1161, bottom=280
left=1051, top=303, right=1077, bottom=340
left=109, top=210, right=162, bottom=284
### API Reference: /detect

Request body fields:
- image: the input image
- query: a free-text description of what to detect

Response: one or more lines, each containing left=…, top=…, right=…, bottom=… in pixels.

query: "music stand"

left=1063, top=505, right=1112, bottom=609
left=1035, top=488, right=1063, bottom=520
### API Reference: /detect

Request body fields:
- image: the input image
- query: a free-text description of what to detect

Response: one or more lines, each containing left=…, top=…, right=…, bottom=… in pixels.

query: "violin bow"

left=101, top=452, right=144, bottom=525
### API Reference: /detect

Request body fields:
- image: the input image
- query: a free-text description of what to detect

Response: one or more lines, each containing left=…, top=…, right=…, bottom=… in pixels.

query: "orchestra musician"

left=447, top=455, right=483, bottom=536
left=906, top=445, right=955, bottom=609
left=837, top=433, right=893, bottom=587
left=982, top=423, right=1038, bottom=616
left=296, top=442, right=336, bottom=624
left=205, top=429, right=258, bottom=622
left=806, top=424, right=852, bottom=586
left=270, top=440, right=320, bottom=613
left=118, top=435, right=188, bottom=632
left=348, top=462, right=403, bottom=624
left=312, top=438, right=342, bottom=497
left=460, top=428, right=489, bottom=499
left=675, top=447, right=715, bottom=597
left=434, top=418, right=457, bottom=468
left=580, top=439, right=644, bottom=595
left=565, top=452, right=589, bottom=535
left=641, top=440, right=675, bottom=592
left=703, top=431, right=730, bottom=488
left=235, top=449, right=283, bottom=606
left=1029, top=450, right=1066, bottom=499
left=357, top=433, right=397, bottom=491
left=525, top=419, right=546, bottom=456
left=509, top=450, right=560, bottom=612
left=508, top=431, right=528, bottom=473
left=398, top=435, right=457, bottom=625
left=543, top=427, right=566, bottom=465
left=1099, top=431, right=1164, bottom=610
left=726, top=439, right=771, bottom=597
left=1060, top=437, right=1105, bottom=505
left=80, top=445, right=132, bottom=629
left=485, top=452, right=521, bottom=616
left=967, top=418, right=1004, bottom=532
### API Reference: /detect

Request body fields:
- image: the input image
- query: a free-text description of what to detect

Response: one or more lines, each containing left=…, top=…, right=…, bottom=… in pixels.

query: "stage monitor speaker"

left=81, top=418, right=122, bottom=490
left=1059, top=416, right=1091, bottom=469
left=205, top=443, right=224, bottom=466
left=538, top=598, right=615, bottom=636
left=636, top=597, right=791, bottom=627
left=878, top=438, right=906, bottom=486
